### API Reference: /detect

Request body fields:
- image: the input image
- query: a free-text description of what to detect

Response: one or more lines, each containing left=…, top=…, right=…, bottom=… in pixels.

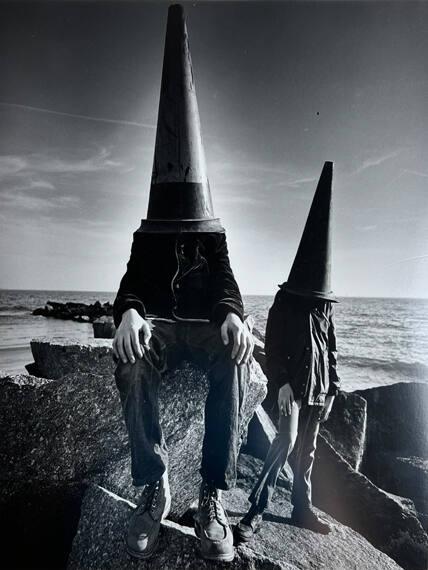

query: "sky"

left=0, top=0, right=427, bottom=297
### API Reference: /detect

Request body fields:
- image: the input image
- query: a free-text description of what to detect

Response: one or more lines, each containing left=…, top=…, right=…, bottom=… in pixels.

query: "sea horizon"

left=1, top=289, right=428, bottom=393
left=1, top=287, right=428, bottom=302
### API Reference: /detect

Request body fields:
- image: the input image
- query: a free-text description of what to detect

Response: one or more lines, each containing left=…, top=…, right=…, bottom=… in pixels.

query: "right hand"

left=112, top=308, right=151, bottom=364
left=278, top=383, right=294, bottom=416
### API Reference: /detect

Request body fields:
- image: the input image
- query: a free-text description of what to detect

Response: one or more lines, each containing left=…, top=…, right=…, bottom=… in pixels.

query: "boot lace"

left=201, top=486, right=227, bottom=525
left=136, top=480, right=161, bottom=516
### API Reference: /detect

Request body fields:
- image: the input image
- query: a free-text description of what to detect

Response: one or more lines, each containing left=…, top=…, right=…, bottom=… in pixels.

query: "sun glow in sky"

left=0, top=1, right=427, bottom=297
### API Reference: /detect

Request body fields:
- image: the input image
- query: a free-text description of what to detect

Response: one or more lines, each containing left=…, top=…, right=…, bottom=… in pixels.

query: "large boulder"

left=67, top=483, right=401, bottom=570
left=320, top=391, right=367, bottom=470
left=357, top=382, right=428, bottom=468
left=1, top=342, right=267, bottom=520
left=0, top=371, right=127, bottom=482
left=312, top=435, right=428, bottom=570
left=90, top=358, right=267, bottom=520
left=367, top=453, right=428, bottom=524
left=30, top=338, right=114, bottom=379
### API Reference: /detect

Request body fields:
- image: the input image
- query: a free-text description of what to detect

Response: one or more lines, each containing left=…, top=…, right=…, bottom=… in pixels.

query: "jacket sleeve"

left=327, top=305, right=341, bottom=396
left=265, top=291, right=292, bottom=389
left=208, top=234, right=244, bottom=324
left=113, top=237, right=147, bottom=328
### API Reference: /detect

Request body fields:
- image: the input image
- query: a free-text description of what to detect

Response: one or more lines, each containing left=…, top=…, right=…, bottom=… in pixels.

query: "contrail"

left=0, top=101, right=156, bottom=129
left=385, top=254, right=428, bottom=268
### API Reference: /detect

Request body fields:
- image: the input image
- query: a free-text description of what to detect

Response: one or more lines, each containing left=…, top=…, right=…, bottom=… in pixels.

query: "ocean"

left=1, top=289, right=427, bottom=392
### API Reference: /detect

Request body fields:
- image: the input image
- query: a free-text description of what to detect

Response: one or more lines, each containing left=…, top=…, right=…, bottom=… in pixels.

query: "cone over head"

left=284, top=161, right=337, bottom=302
left=139, top=4, right=223, bottom=233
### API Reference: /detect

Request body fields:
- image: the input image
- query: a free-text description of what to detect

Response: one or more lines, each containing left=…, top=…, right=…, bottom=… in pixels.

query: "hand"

left=220, top=312, right=254, bottom=365
left=319, top=395, right=335, bottom=423
left=278, top=383, right=295, bottom=416
left=112, top=308, right=151, bottom=364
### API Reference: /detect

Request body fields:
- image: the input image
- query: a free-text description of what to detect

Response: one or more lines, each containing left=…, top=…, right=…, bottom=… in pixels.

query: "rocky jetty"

left=33, top=300, right=113, bottom=322
left=0, top=338, right=267, bottom=569
left=249, top=330, right=428, bottom=570
left=2, top=332, right=428, bottom=569
left=67, top=477, right=401, bottom=570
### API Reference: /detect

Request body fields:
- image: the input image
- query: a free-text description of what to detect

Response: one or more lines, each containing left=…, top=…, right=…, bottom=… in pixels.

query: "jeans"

left=249, top=403, right=321, bottom=511
left=114, top=319, right=249, bottom=490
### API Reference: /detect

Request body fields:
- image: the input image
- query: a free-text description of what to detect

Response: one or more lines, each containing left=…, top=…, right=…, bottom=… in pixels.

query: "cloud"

left=0, top=101, right=156, bottom=130
left=354, top=149, right=404, bottom=174
left=401, top=169, right=428, bottom=179
left=1, top=190, right=80, bottom=211
left=0, top=148, right=127, bottom=182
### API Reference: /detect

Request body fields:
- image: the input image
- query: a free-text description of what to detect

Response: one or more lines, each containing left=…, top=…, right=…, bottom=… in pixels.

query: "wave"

left=342, top=355, right=428, bottom=379
left=0, top=304, right=32, bottom=312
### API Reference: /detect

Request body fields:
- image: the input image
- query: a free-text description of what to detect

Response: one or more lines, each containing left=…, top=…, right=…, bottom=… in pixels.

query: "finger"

left=231, top=331, right=242, bottom=360
left=112, top=338, right=119, bottom=360
left=117, top=336, right=127, bottom=364
left=236, top=334, right=246, bottom=364
left=131, top=329, right=143, bottom=359
left=286, top=397, right=292, bottom=416
left=141, top=323, right=152, bottom=349
left=124, top=334, right=135, bottom=364
left=243, top=337, right=253, bottom=365
left=221, top=323, right=229, bottom=346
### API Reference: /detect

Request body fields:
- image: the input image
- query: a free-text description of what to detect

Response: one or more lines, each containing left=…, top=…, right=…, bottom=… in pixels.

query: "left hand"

left=220, top=312, right=254, bottom=365
left=319, top=395, right=335, bottom=423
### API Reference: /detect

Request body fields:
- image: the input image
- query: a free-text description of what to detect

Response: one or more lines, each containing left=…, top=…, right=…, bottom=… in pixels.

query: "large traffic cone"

left=138, top=4, right=223, bottom=233
left=283, top=161, right=337, bottom=301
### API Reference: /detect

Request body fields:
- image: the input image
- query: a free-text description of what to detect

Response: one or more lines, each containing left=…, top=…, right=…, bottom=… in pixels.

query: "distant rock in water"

left=32, top=300, right=113, bottom=322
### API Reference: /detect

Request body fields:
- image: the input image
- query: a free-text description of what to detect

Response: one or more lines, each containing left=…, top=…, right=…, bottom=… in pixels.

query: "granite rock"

left=367, top=453, right=428, bottom=522
left=0, top=371, right=127, bottom=482
left=357, top=382, right=428, bottom=465
left=320, top=391, right=367, bottom=470
left=67, top=482, right=401, bottom=570
left=92, top=358, right=267, bottom=520
left=312, top=435, right=428, bottom=570
left=30, top=337, right=114, bottom=379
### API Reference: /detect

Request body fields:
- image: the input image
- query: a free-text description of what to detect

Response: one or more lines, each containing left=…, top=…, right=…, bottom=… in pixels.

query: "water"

left=1, top=289, right=427, bottom=392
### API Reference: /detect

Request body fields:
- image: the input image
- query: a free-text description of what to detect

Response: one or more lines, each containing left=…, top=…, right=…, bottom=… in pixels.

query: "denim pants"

left=249, top=403, right=321, bottom=511
left=114, top=319, right=249, bottom=490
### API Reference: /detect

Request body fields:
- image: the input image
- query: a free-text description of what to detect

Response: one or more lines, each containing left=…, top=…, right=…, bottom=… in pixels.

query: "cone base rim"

left=282, top=284, right=338, bottom=303
left=137, top=218, right=225, bottom=233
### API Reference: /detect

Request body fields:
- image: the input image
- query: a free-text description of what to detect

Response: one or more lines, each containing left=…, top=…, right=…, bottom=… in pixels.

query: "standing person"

left=113, top=4, right=253, bottom=562
left=235, top=161, right=340, bottom=542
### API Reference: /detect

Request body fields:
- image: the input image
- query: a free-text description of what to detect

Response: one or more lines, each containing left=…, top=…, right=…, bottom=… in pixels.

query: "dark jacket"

left=265, top=287, right=340, bottom=405
left=113, top=232, right=244, bottom=327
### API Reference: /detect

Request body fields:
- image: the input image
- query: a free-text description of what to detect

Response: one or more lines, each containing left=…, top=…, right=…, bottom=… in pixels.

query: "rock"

left=357, top=382, right=428, bottom=465
left=0, top=371, right=50, bottom=387
left=312, top=435, right=428, bottom=570
left=320, top=391, right=367, bottom=470
left=32, top=300, right=113, bottom=322
left=31, top=337, right=114, bottom=379
left=91, top=359, right=267, bottom=520
left=5, top=339, right=266, bottom=521
left=93, top=316, right=116, bottom=339
left=1, top=481, right=86, bottom=570
left=367, top=453, right=428, bottom=520
left=0, top=372, right=127, bottom=482
left=67, top=483, right=401, bottom=570
left=25, top=360, right=43, bottom=376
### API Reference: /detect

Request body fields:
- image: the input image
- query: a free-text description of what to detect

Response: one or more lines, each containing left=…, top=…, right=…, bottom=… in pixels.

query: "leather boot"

left=194, top=481, right=234, bottom=562
left=291, top=506, right=332, bottom=534
left=126, top=472, right=171, bottom=559
left=234, top=504, right=264, bottom=544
